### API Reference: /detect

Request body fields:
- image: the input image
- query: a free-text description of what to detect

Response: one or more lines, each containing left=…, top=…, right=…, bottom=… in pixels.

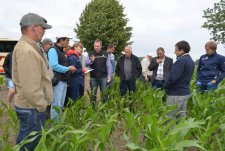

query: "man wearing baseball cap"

left=41, top=38, right=54, bottom=79
left=41, top=38, right=53, bottom=53
left=48, top=36, right=76, bottom=120
left=12, top=13, right=53, bottom=150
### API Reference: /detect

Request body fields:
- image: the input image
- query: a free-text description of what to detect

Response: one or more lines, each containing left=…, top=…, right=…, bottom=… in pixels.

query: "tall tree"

left=75, top=0, right=132, bottom=55
left=202, top=0, right=225, bottom=44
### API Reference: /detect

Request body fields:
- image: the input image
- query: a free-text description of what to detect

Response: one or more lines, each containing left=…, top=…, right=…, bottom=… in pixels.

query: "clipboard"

left=85, top=67, right=94, bottom=74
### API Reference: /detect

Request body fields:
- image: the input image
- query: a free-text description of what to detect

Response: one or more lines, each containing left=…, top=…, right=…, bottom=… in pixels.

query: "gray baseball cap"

left=20, top=13, right=52, bottom=29
left=56, top=36, right=72, bottom=40
left=42, top=38, right=53, bottom=45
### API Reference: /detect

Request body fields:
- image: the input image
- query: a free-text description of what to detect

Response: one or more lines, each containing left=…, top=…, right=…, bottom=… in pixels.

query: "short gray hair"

left=125, top=45, right=132, bottom=51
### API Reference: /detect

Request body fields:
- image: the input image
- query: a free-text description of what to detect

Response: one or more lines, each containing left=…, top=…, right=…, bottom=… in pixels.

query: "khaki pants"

left=166, top=95, right=191, bottom=120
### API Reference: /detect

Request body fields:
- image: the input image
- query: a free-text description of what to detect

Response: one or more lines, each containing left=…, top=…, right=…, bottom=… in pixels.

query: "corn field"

left=0, top=73, right=225, bottom=151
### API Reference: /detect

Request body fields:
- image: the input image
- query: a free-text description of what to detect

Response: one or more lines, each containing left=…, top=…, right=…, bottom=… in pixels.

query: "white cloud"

left=0, top=0, right=223, bottom=60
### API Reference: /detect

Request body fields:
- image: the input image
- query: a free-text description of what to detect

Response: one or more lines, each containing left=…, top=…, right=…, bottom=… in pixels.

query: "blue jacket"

left=164, top=54, right=195, bottom=95
left=108, top=53, right=115, bottom=74
left=196, top=52, right=225, bottom=84
left=67, top=50, right=84, bottom=84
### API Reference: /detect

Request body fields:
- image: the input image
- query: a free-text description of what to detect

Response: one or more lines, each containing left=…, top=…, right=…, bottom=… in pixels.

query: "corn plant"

left=0, top=102, right=18, bottom=150
left=1, top=72, right=225, bottom=150
left=0, top=75, right=6, bottom=86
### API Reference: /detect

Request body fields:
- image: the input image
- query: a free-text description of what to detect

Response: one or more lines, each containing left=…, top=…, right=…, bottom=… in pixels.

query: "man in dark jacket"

left=3, top=52, right=15, bottom=108
left=86, top=39, right=113, bottom=105
left=116, top=45, right=142, bottom=96
left=164, top=41, right=195, bottom=120
left=196, top=41, right=225, bottom=93
left=148, top=47, right=173, bottom=88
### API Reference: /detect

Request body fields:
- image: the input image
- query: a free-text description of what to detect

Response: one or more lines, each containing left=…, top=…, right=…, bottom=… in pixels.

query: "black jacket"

left=89, top=51, right=108, bottom=78
left=116, top=54, right=142, bottom=80
left=148, top=56, right=173, bottom=83
left=3, top=52, right=13, bottom=78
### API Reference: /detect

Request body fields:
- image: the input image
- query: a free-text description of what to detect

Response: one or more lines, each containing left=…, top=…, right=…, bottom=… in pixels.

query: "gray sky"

left=0, top=0, right=223, bottom=60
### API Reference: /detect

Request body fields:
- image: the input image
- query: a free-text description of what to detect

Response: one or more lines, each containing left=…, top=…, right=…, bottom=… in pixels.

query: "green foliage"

left=202, top=0, right=225, bottom=44
left=1, top=74, right=225, bottom=150
left=75, top=0, right=132, bottom=56
left=0, top=75, right=6, bottom=86
left=0, top=102, right=18, bottom=150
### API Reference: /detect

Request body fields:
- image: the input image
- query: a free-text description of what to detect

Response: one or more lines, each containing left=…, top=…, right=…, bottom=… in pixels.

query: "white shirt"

left=141, top=57, right=152, bottom=78
left=156, top=58, right=165, bottom=80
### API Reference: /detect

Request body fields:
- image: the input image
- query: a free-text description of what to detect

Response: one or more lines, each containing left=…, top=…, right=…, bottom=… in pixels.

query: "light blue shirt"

left=108, top=53, right=115, bottom=74
left=48, top=47, right=69, bottom=73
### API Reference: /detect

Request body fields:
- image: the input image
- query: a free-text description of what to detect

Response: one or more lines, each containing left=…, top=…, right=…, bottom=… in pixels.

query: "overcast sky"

left=0, top=0, right=223, bottom=60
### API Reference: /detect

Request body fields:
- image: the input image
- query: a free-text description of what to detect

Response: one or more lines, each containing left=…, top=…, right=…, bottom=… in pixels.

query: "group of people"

left=2, top=12, right=225, bottom=150
left=4, top=13, right=132, bottom=150
left=139, top=40, right=225, bottom=120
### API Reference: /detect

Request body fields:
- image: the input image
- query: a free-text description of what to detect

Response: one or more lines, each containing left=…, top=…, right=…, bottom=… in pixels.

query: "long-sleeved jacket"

left=196, top=52, right=225, bottom=84
left=116, top=54, right=142, bottom=80
left=141, top=57, right=152, bottom=79
left=3, top=52, right=13, bottom=78
left=164, top=54, right=195, bottom=95
left=67, top=50, right=84, bottom=84
left=148, top=56, right=173, bottom=83
left=12, top=35, right=53, bottom=112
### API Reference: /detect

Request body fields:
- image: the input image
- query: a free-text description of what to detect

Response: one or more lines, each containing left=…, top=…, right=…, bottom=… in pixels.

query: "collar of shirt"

left=177, top=53, right=189, bottom=59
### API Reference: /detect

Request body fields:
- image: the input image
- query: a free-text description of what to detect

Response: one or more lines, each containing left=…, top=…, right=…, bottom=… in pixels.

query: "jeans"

left=51, top=81, right=67, bottom=120
left=6, top=77, right=15, bottom=88
left=196, top=81, right=218, bottom=93
left=90, top=77, right=107, bottom=104
left=120, top=79, right=136, bottom=96
left=153, top=79, right=165, bottom=89
left=15, top=106, right=46, bottom=151
left=166, top=95, right=191, bottom=120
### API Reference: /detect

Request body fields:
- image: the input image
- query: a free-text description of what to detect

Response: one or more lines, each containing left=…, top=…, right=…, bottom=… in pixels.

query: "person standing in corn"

left=12, top=13, right=53, bottom=151
left=164, top=41, right=195, bottom=120
left=196, top=41, right=225, bottom=93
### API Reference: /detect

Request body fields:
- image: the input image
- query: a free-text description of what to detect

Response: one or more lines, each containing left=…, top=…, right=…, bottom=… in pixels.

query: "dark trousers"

left=153, top=79, right=165, bottom=89
left=120, top=79, right=136, bottom=96
left=69, top=84, right=84, bottom=101
left=15, top=106, right=46, bottom=151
